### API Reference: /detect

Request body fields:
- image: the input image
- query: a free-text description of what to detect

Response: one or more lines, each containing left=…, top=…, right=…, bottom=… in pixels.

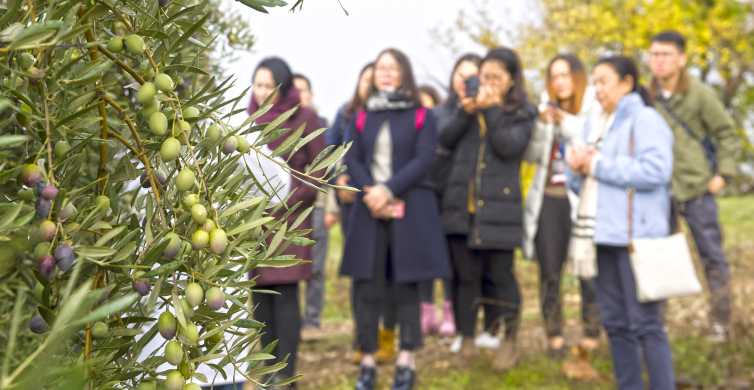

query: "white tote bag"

left=625, top=130, right=702, bottom=302
left=629, top=231, right=702, bottom=302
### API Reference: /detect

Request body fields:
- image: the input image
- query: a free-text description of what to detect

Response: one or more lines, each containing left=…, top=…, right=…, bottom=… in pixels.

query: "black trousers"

left=254, top=283, right=301, bottom=380
left=449, top=235, right=520, bottom=339
left=353, top=221, right=421, bottom=352
left=535, top=195, right=600, bottom=338
left=418, top=278, right=452, bottom=303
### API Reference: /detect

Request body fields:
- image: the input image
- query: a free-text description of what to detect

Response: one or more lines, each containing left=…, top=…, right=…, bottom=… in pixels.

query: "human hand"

left=363, top=185, right=392, bottom=214
left=324, top=212, right=339, bottom=229
left=475, top=85, right=503, bottom=109
left=708, top=175, right=726, bottom=195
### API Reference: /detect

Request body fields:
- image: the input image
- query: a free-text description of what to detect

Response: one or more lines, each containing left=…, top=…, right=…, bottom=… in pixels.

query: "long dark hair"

left=345, top=62, right=374, bottom=116
left=446, top=53, right=482, bottom=105
left=368, top=48, right=421, bottom=105
left=595, top=56, right=653, bottom=106
left=546, top=53, right=587, bottom=115
left=418, top=84, right=441, bottom=107
left=253, top=56, right=293, bottom=97
left=481, top=47, right=529, bottom=112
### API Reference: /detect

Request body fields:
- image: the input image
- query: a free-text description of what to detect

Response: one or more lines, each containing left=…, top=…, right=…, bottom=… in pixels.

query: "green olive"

left=160, top=137, right=181, bottom=161
left=155, top=73, right=175, bottom=92
left=124, top=34, right=145, bottom=54
left=148, top=111, right=168, bottom=136
left=137, top=82, right=156, bottom=104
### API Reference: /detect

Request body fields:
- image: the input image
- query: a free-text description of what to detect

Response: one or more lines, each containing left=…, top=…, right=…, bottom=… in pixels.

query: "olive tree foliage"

left=0, top=0, right=347, bottom=389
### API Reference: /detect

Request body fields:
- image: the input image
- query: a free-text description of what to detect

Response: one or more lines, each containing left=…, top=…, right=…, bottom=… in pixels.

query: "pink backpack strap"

left=414, top=107, right=427, bottom=131
left=355, top=110, right=367, bottom=133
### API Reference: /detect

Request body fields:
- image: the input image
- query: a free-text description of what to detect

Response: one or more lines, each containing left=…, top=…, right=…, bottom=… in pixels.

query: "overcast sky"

left=220, top=0, right=533, bottom=124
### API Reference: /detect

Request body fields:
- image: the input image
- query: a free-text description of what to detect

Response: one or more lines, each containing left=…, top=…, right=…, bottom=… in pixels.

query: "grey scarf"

left=366, top=90, right=416, bottom=112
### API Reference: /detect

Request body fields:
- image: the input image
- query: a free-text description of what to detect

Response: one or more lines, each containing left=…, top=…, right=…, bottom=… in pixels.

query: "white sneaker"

left=475, top=331, right=501, bottom=349
left=449, top=336, right=463, bottom=353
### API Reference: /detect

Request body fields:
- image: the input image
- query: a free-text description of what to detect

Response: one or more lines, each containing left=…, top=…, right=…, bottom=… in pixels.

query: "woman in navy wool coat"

left=340, top=48, right=451, bottom=390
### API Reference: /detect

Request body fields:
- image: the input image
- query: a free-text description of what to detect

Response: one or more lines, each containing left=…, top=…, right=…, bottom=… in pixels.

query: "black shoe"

left=355, top=365, right=377, bottom=390
left=391, top=366, right=415, bottom=390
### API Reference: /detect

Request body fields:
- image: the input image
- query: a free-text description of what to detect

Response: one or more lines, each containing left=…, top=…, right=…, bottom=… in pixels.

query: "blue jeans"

left=596, top=245, right=675, bottom=390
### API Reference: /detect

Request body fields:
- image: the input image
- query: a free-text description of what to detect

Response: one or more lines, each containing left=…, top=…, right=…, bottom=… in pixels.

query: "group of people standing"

left=232, top=29, right=738, bottom=390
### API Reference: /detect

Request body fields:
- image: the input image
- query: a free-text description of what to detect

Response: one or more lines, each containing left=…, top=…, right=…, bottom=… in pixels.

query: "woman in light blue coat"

left=567, top=56, right=675, bottom=390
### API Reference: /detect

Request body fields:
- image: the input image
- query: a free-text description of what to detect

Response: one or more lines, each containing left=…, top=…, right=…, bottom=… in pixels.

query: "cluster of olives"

left=19, top=164, right=86, bottom=283
left=154, top=280, right=225, bottom=389
left=17, top=28, right=243, bottom=390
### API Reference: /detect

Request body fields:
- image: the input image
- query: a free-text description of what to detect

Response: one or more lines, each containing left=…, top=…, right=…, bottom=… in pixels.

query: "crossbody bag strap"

left=657, top=98, right=705, bottom=143
left=627, top=121, right=636, bottom=253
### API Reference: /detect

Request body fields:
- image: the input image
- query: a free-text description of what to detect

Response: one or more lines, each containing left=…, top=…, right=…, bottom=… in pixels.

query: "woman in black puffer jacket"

left=439, top=47, right=536, bottom=372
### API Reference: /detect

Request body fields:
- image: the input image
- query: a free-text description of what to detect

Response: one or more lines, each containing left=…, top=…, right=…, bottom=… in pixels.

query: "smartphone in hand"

left=464, top=76, right=480, bottom=98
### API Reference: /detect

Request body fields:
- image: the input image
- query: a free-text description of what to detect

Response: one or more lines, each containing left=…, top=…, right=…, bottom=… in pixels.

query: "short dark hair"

left=292, top=73, right=312, bottom=91
left=369, top=48, right=421, bottom=106
left=254, top=57, right=294, bottom=96
left=595, top=55, right=653, bottom=107
left=651, top=30, right=686, bottom=53
left=481, top=47, right=529, bottom=112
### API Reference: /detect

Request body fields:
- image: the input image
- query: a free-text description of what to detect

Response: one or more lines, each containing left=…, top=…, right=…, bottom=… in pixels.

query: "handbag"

left=626, top=128, right=702, bottom=302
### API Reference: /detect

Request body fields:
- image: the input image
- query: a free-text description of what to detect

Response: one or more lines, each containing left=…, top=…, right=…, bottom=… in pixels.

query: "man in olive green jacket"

left=648, top=31, right=739, bottom=342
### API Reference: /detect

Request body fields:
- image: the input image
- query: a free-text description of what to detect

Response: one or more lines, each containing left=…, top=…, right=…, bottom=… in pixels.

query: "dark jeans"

left=418, top=278, right=452, bottom=303
left=304, top=207, right=328, bottom=328
left=449, top=235, right=520, bottom=339
left=535, top=195, right=600, bottom=338
left=673, top=193, right=731, bottom=327
left=353, top=221, right=421, bottom=352
left=254, top=283, right=301, bottom=381
left=596, top=245, right=675, bottom=390
left=482, top=270, right=503, bottom=334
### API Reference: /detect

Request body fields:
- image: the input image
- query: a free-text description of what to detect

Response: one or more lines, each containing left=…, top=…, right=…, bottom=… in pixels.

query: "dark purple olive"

left=140, top=173, right=150, bottom=188
left=40, top=185, right=58, bottom=200
left=35, top=181, right=46, bottom=195
left=53, top=244, right=73, bottom=261
left=36, top=198, right=51, bottom=218
left=54, top=244, right=75, bottom=272
left=37, top=255, right=55, bottom=281
left=56, top=255, right=75, bottom=273
left=29, top=314, right=48, bottom=334
left=133, top=279, right=151, bottom=296
left=140, top=171, right=167, bottom=188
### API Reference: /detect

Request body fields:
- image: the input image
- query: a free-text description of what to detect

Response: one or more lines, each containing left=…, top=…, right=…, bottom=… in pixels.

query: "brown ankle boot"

left=375, top=328, right=396, bottom=364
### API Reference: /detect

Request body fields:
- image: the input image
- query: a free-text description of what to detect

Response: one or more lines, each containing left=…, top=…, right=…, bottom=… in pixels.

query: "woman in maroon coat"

left=247, top=57, right=325, bottom=388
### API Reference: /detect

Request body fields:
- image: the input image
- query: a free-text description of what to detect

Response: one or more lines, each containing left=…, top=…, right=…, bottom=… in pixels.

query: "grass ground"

left=295, top=196, right=754, bottom=389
